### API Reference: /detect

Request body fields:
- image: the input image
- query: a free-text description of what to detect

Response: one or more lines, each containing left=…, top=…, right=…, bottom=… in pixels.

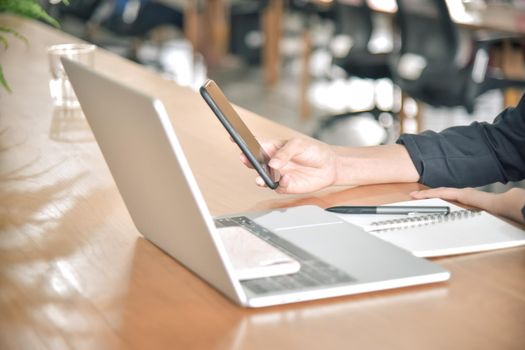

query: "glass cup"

left=48, top=43, right=96, bottom=108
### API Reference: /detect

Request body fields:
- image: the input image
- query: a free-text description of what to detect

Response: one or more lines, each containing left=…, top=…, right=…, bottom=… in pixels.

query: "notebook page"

left=334, top=198, right=525, bottom=257
left=334, top=198, right=463, bottom=229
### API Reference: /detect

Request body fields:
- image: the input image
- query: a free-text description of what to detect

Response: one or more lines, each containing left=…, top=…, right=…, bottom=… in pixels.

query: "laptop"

left=63, top=58, right=450, bottom=308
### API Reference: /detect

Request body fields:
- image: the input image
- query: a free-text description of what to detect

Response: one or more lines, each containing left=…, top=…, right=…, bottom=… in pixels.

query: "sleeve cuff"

left=396, top=134, right=424, bottom=181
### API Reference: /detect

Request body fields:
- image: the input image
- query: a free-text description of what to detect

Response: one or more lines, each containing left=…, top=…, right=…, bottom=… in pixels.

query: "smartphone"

left=200, top=79, right=280, bottom=189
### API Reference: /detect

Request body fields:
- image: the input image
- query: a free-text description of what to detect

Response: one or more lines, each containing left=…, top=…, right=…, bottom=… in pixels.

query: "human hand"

left=410, top=187, right=525, bottom=224
left=240, top=138, right=339, bottom=194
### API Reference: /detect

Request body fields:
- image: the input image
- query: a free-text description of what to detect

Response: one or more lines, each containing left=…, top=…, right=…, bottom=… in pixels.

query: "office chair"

left=56, top=0, right=102, bottom=22
left=290, top=0, right=335, bottom=19
left=312, top=0, right=395, bottom=143
left=74, top=0, right=184, bottom=64
left=330, top=1, right=391, bottom=81
left=90, top=0, right=183, bottom=38
left=391, top=0, right=525, bottom=114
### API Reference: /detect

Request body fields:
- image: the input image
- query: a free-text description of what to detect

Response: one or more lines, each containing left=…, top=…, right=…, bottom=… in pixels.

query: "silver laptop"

left=63, top=58, right=450, bottom=308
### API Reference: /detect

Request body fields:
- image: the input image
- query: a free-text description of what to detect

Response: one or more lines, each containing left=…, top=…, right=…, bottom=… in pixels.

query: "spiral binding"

left=368, top=209, right=482, bottom=233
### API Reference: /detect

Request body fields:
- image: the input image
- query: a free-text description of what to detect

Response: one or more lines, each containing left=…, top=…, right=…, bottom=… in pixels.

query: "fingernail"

left=409, top=191, right=419, bottom=196
left=256, top=177, right=265, bottom=186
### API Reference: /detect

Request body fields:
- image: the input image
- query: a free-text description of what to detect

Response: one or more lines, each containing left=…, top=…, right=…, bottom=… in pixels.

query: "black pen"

left=326, top=205, right=450, bottom=215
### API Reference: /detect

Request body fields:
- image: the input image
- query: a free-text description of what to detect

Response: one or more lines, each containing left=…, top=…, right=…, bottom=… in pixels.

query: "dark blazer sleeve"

left=397, top=95, right=525, bottom=188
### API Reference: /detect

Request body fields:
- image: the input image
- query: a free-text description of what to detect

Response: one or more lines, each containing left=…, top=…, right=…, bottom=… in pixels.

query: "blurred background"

left=42, top=0, right=525, bottom=189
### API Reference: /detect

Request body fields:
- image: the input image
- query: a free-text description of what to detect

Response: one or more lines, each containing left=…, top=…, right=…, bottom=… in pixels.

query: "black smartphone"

left=200, top=79, right=280, bottom=189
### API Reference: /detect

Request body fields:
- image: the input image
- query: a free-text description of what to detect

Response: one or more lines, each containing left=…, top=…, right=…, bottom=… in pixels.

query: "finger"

left=240, top=153, right=253, bottom=168
left=255, top=176, right=266, bottom=187
left=269, top=138, right=305, bottom=170
left=410, top=187, right=492, bottom=210
left=276, top=174, right=319, bottom=195
left=410, top=187, right=464, bottom=201
left=421, top=188, right=504, bottom=217
left=260, top=139, right=285, bottom=157
left=240, top=140, right=284, bottom=169
left=275, top=174, right=290, bottom=194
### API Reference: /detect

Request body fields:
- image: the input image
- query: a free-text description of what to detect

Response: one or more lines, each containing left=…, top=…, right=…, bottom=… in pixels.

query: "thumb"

left=269, top=138, right=305, bottom=170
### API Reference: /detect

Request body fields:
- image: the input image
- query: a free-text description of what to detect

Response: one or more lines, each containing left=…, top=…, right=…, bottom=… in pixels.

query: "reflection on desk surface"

left=111, top=237, right=525, bottom=349
left=49, top=107, right=95, bottom=143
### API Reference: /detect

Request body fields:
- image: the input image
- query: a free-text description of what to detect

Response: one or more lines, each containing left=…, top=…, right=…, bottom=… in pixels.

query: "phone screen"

left=200, top=80, right=280, bottom=189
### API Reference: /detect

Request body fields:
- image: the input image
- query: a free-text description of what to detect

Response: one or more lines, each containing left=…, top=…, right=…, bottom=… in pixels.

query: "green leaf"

left=0, top=26, right=28, bottom=46
left=0, top=34, right=7, bottom=49
left=0, top=64, right=12, bottom=93
left=0, top=0, right=69, bottom=92
left=0, top=0, right=60, bottom=27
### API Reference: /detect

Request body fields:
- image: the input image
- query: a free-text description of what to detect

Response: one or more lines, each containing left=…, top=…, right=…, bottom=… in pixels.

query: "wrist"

left=331, top=145, right=358, bottom=186
left=329, top=144, right=420, bottom=186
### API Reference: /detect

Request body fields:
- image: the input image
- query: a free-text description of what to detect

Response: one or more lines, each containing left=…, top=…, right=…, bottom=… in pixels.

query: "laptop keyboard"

left=214, top=216, right=355, bottom=295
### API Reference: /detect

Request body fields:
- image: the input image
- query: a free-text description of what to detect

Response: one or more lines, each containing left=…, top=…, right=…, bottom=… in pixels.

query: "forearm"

left=332, top=144, right=420, bottom=186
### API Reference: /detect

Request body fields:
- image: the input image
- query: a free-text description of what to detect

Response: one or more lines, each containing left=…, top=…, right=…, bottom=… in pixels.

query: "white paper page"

left=333, top=198, right=525, bottom=257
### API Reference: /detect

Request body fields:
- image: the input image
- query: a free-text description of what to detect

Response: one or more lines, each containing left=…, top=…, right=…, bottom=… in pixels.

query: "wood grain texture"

left=1, top=16, right=524, bottom=350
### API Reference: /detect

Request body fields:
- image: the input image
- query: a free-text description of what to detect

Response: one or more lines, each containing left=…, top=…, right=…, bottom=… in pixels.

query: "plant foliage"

left=0, top=0, right=69, bottom=92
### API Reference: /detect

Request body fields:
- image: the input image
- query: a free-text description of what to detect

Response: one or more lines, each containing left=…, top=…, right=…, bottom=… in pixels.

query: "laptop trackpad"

left=251, top=206, right=429, bottom=281
left=275, top=222, right=441, bottom=282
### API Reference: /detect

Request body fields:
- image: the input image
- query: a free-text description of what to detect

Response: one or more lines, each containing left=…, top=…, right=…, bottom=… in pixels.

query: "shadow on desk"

left=249, top=182, right=426, bottom=213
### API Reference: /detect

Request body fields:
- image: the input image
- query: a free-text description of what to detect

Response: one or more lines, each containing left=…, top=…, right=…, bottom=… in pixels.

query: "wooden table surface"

left=1, top=16, right=525, bottom=350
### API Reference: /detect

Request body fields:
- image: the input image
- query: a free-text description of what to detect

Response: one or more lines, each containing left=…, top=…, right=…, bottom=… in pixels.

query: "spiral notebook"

left=334, top=198, right=525, bottom=257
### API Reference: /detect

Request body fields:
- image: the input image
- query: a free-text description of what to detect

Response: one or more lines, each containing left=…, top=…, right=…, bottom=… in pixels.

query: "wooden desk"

left=1, top=17, right=525, bottom=350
